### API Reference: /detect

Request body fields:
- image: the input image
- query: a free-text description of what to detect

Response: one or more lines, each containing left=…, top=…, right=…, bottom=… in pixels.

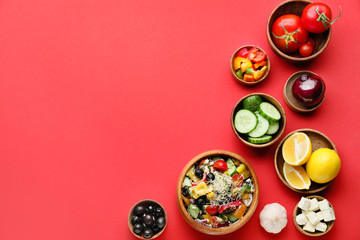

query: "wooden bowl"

left=266, top=0, right=331, bottom=63
left=274, top=129, right=337, bottom=194
left=231, top=93, right=286, bottom=148
left=230, top=45, right=270, bottom=86
left=283, top=71, right=325, bottom=113
left=176, top=150, right=259, bottom=235
left=128, top=199, right=167, bottom=239
left=293, top=195, right=335, bottom=236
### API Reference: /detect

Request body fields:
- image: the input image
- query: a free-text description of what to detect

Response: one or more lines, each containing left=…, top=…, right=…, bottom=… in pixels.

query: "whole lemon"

left=306, top=148, right=341, bottom=184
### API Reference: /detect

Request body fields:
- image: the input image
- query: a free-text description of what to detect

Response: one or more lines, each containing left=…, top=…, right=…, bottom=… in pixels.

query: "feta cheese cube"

left=316, top=211, right=324, bottom=221
left=322, top=209, right=332, bottom=222
left=298, top=197, right=311, bottom=211
left=306, top=211, right=320, bottom=225
left=329, top=207, right=336, bottom=221
left=303, top=221, right=316, bottom=232
left=302, top=209, right=310, bottom=215
left=315, top=222, right=328, bottom=232
left=319, top=199, right=330, bottom=211
left=296, top=213, right=308, bottom=225
left=309, top=198, right=320, bottom=211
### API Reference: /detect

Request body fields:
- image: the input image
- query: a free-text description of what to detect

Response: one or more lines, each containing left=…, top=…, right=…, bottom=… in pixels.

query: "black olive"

left=145, top=205, right=155, bottom=214
left=131, top=215, right=141, bottom=225
left=156, top=216, right=166, bottom=228
left=196, top=197, right=206, bottom=208
left=151, top=223, right=160, bottom=233
left=143, top=228, right=154, bottom=239
left=206, top=173, right=215, bottom=182
left=134, top=204, right=146, bottom=216
left=142, top=214, right=155, bottom=226
left=154, top=207, right=164, bottom=217
left=181, top=186, right=190, bottom=197
left=133, top=223, right=144, bottom=235
left=195, top=169, right=204, bottom=179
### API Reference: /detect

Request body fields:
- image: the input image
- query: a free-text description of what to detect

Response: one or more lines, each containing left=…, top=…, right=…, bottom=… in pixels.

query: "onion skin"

left=292, top=74, right=325, bottom=107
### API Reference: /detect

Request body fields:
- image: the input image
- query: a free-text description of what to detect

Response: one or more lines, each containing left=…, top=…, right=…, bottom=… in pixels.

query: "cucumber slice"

left=242, top=95, right=263, bottom=112
left=234, top=109, right=258, bottom=134
left=226, top=159, right=236, bottom=176
left=258, top=102, right=281, bottom=121
left=228, top=214, right=239, bottom=222
left=266, top=121, right=280, bottom=135
left=248, top=135, right=273, bottom=144
left=248, top=113, right=269, bottom=138
left=182, top=176, right=192, bottom=188
left=188, top=204, right=200, bottom=219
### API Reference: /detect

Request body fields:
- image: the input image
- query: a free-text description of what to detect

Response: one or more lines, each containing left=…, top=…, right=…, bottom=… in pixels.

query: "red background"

left=0, top=0, right=359, bottom=239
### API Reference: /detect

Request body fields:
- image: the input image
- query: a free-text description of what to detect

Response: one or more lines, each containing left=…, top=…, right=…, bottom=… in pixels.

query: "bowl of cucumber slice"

left=231, top=93, right=286, bottom=148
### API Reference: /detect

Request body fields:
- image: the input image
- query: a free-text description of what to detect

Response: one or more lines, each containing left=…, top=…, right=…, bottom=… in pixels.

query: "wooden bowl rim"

left=176, top=150, right=259, bottom=235
left=274, top=129, right=337, bottom=194
left=293, top=195, right=335, bottom=236
left=266, top=0, right=332, bottom=63
left=231, top=93, right=287, bottom=148
left=230, top=45, right=270, bottom=86
left=283, top=70, right=325, bottom=113
left=128, top=199, right=167, bottom=239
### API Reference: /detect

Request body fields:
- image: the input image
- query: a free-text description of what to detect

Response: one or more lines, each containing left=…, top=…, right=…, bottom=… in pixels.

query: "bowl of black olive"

left=128, top=199, right=167, bottom=239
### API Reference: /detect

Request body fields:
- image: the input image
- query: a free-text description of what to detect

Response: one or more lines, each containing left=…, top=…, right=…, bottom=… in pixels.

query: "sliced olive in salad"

left=181, top=156, right=255, bottom=228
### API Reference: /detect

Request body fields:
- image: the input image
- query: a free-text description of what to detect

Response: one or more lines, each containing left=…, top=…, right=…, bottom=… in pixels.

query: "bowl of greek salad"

left=176, top=150, right=259, bottom=235
left=231, top=93, right=286, bottom=148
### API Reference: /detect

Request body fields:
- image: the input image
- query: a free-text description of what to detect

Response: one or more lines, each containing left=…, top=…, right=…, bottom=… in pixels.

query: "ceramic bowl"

left=283, top=71, right=325, bottom=113
left=266, top=0, right=331, bottom=63
left=230, top=45, right=270, bottom=86
left=293, top=195, right=335, bottom=236
left=231, top=93, right=286, bottom=148
left=274, top=129, right=337, bottom=194
left=128, top=199, right=167, bottom=239
left=176, top=150, right=259, bottom=235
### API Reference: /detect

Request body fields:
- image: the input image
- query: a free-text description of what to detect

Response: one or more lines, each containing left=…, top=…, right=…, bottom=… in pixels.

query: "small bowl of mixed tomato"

left=266, top=0, right=339, bottom=63
left=230, top=45, right=270, bottom=86
left=176, top=150, right=259, bottom=235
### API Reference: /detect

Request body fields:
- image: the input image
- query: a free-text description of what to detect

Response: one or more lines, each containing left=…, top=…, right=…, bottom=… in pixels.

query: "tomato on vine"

left=271, top=14, right=309, bottom=53
left=301, top=2, right=342, bottom=33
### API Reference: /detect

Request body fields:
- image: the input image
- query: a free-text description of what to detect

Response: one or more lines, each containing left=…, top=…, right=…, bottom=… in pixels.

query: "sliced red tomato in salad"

left=247, top=47, right=267, bottom=63
left=205, top=205, right=219, bottom=215
left=213, top=160, right=228, bottom=172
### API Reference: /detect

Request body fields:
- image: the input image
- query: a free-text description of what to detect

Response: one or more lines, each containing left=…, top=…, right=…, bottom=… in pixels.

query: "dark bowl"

left=283, top=70, right=325, bottom=113
left=176, top=150, right=259, bottom=235
left=274, top=129, right=337, bottom=194
left=266, top=0, right=331, bottom=63
left=128, top=199, right=167, bottom=239
left=231, top=93, right=286, bottom=148
left=230, top=45, right=270, bottom=86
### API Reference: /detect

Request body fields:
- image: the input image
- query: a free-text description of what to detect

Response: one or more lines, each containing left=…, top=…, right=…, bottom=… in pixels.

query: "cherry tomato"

left=271, top=14, right=308, bottom=53
left=301, top=3, right=341, bottom=33
left=213, top=160, right=228, bottom=172
left=299, top=43, right=313, bottom=57
left=205, top=205, right=219, bottom=215
left=306, top=37, right=315, bottom=48
left=232, top=174, right=244, bottom=187
left=247, top=47, right=267, bottom=63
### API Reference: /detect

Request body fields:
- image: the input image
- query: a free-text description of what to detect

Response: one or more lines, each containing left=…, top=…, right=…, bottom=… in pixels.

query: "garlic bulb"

left=259, top=203, right=287, bottom=233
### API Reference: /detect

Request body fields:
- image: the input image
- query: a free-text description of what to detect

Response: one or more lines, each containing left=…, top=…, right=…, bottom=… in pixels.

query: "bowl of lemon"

left=274, top=129, right=341, bottom=194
